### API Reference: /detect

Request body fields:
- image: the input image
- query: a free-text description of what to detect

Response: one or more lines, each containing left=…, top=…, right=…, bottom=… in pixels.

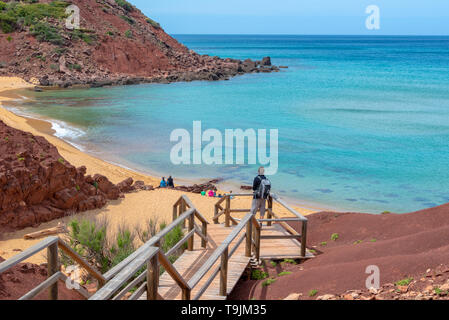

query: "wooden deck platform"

left=139, top=223, right=313, bottom=300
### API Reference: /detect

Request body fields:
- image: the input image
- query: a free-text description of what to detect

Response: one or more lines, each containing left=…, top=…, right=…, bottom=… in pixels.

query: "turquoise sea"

left=6, top=35, right=449, bottom=213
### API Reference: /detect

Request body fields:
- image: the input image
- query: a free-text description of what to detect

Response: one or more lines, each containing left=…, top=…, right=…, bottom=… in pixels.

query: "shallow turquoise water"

left=7, top=35, right=449, bottom=213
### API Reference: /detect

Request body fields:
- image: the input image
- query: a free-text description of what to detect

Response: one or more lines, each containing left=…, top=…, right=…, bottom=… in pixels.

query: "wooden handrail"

left=57, top=239, right=106, bottom=286
left=0, top=237, right=59, bottom=273
left=0, top=236, right=108, bottom=300
left=270, top=193, right=308, bottom=221
left=90, top=247, right=159, bottom=300
left=101, top=195, right=207, bottom=300
left=213, top=192, right=308, bottom=259
left=104, top=207, right=196, bottom=280
left=188, top=213, right=253, bottom=292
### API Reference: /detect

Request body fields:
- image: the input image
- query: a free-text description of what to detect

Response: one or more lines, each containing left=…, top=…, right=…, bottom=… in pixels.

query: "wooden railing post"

left=267, top=196, right=273, bottom=227
left=213, top=205, right=219, bottom=224
left=225, top=195, right=231, bottom=228
left=219, top=247, right=229, bottom=296
left=187, top=212, right=194, bottom=251
left=201, top=220, right=208, bottom=249
left=173, top=203, right=178, bottom=222
left=245, top=220, right=252, bottom=257
left=182, top=288, right=191, bottom=300
left=255, top=224, right=261, bottom=263
left=181, top=199, right=186, bottom=228
left=47, top=242, right=59, bottom=300
left=301, top=220, right=308, bottom=257
left=147, top=254, right=159, bottom=300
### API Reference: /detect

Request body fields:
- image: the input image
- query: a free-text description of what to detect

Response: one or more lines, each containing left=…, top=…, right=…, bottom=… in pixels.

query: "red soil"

left=0, top=257, right=84, bottom=300
left=230, top=203, right=449, bottom=300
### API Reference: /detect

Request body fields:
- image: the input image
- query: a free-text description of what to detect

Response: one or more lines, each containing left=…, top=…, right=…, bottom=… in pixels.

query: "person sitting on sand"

left=167, top=176, right=174, bottom=188
left=160, top=177, right=167, bottom=188
left=250, top=167, right=271, bottom=221
left=208, top=190, right=215, bottom=197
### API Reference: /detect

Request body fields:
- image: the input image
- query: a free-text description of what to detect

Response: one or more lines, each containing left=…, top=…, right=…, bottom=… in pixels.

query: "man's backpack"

left=255, top=176, right=271, bottom=199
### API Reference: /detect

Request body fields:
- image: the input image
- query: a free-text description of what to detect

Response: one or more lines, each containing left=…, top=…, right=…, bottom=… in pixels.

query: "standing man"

left=251, top=167, right=271, bottom=220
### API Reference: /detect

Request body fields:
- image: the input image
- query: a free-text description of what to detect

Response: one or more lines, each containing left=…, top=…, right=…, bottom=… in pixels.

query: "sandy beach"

left=0, top=77, right=319, bottom=264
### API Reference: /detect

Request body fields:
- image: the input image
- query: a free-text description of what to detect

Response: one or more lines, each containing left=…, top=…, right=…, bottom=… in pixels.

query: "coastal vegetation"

left=61, top=217, right=187, bottom=277
left=115, top=0, right=133, bottom=12
left=0, top=0, right=68, bottom=34
left=330, top=233, right=339, bottom=241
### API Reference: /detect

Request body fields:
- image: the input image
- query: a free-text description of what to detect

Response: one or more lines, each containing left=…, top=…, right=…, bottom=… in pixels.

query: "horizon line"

left=170, top=33, right=449, bottom=37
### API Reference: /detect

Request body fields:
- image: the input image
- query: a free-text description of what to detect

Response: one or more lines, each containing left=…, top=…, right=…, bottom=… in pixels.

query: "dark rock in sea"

left=261, top=57, right=272, bottom=66
left=174, top=180, right=219, bottom=194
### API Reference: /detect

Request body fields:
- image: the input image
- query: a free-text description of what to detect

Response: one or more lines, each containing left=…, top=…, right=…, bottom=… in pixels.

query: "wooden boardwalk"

left=139, top=223, right=313, bottom=300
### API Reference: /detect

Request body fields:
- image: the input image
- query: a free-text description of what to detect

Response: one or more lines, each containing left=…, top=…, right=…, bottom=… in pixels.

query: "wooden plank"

left=47, top=242, right=59, bottom=300
left=19, top=272, right=63, bottom=300
left=158, top=252, right=190, bottom=291
left=271, top=193, right=308, bottom=221
left=187, top=214, right=252, bottom=289
left=0, top=237, right=58, bottom=273
left=219, top=248, right=229, bottom=296
left=24, top=225, right=67, bottom=240
left=90, top=247, right=159, bottom=300
left=147, top=254, right=159, bottom=300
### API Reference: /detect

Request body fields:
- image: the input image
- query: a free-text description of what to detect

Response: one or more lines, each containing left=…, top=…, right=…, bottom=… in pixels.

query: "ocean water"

left=6, top=35, right=449, bottom=213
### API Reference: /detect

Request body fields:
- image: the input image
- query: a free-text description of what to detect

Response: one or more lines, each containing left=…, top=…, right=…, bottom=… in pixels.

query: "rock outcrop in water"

left=0, top=120, right=131, bottom=232
left=0, top=0, right=280, bottom=88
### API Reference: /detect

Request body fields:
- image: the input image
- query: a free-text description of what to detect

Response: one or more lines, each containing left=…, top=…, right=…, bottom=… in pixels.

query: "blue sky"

left=129, top=0, right=449, bottom=35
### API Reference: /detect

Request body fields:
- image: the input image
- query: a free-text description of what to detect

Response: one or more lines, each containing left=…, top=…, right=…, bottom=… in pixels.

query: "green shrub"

left=30, top=22, right=63, bottom=45
left=282, top=258, right=297, bottom=265
left=331, top=233, right=339, bottom=241
left=71, top=29, right=96, bottom=44
left=251, top=269, right=268, bottom=280
left=0, top=12, right=17, bottom=33
left=278, top=271, right=292, bottom=277
left=395, top=278, right=413, bottom=286
left=115, top=0, right=133, bottom=12
left=66, top=218, right=109, bottom=271
left=67, top=63, right=82, bottom=71
left=146, top=18, right=160, bottom=29
left=124, top=29, right=132, bottom=38
left=121, top=15, right=134, bottom=25
left=161, top=225, right=185, bottom=253
left=309, top=289, right=318, bottom=297
left=109, top=227, right=135, bottom=268
left=261, top=278, right=276, bottom=287
left=0, top=1, right=68, bottom=34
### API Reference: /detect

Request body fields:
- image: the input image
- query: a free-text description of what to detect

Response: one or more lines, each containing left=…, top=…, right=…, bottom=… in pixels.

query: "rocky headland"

left=0, top=0, right=280, bottom=88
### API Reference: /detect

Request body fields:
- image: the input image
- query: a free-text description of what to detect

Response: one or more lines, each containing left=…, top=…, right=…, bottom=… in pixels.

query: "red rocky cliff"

left=0, top=120, right=132, bottom=232
left=0, top=0, right=279, bottom=88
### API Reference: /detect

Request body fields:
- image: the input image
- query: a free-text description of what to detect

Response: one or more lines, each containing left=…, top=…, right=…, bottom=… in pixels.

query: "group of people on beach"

left=159, top=176, right=175, bottom=188
left=158, top=167, right=271, bottom=220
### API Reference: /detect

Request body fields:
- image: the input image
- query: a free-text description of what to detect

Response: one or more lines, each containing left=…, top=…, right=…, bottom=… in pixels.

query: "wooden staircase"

left=0, top=193, right=312, bottom=301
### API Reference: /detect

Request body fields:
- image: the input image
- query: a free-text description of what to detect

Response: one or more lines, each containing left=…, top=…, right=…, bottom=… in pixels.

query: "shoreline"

left=0, top=77, right=321, bottom=264
left=0, top=78, right=330, bottom=212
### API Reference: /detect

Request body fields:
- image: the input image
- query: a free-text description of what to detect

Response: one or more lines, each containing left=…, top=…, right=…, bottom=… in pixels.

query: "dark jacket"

left=253, top=175, right=267, bottom=199
left=167, top=177, right=174, bottom=188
